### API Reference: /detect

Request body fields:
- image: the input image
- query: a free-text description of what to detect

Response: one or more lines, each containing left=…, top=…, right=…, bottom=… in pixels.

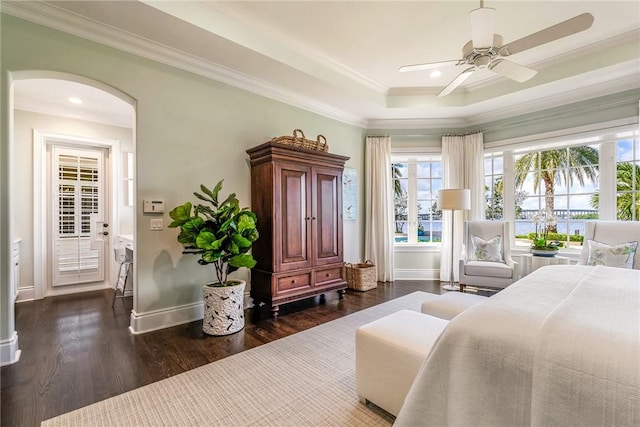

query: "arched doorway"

left=7, top=72, right=137, bottom=364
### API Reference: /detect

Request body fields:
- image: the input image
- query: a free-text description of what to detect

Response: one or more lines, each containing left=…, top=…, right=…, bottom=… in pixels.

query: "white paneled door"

left=51, top=146, right=108, bottom=287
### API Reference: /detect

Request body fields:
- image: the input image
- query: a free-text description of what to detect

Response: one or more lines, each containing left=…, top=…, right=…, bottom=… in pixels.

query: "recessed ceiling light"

left=430, top=70, right=442, bottom=79
left=68, top=97, right=83, bottom=104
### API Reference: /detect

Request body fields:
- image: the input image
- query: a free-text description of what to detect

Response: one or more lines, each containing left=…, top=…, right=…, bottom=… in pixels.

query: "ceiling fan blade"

left=437, top=67, right=476, bottom=98
left=399, top=60, right=460, bottom=73
left=489, top=59, right=537, bottom=82
left=499, top=13, right=594, bottom=56
left=469, top=6, right=496, bottom=49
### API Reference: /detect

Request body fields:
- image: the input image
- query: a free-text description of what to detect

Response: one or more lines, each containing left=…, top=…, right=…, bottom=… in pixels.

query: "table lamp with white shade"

left=438, top=188, right=471, bottom=291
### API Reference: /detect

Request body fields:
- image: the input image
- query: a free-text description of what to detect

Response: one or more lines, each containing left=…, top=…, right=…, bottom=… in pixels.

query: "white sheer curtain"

left=440, top=132, right=484, bottom=283
left=364, top=136, right=394, bottom=282
left=464, top=132, right=485, bottom=220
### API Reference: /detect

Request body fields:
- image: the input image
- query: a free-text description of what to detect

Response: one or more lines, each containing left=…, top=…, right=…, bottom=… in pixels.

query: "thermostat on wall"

left=143, top=199, right=165, bottom=213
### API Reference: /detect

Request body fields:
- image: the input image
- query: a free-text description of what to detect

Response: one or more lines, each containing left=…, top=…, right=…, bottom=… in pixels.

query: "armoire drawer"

left=277, top=272, right=312, bottom=293
left=315, top=266, right=344, bottom=287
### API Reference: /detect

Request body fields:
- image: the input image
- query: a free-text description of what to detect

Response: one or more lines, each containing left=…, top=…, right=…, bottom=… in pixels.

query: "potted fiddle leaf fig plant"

left=168, top=180, right=259, bottom=336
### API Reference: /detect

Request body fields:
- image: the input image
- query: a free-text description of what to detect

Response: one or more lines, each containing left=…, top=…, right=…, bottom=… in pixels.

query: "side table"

left=519, top=253, right=570, bottom=278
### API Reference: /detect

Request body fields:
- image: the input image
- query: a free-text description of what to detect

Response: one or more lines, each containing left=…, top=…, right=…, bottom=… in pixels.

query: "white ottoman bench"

left=421, top=292, right=488, bottom=320
left=356, top=309, right=448, bottom=416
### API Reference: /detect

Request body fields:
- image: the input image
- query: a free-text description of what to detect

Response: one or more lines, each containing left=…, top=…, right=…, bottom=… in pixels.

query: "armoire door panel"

left=314, top=170, right=342, bottom=265
left=278, top=166, right=312, bottom=271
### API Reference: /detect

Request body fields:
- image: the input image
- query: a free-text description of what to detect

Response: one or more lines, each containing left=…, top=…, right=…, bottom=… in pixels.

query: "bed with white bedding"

left=395, top=265, right=640, bottom=427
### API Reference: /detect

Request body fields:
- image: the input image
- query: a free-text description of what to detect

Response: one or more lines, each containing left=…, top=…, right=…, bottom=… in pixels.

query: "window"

left=513, top=144, right=600, bottom=249
left=485, top=128, right=639, bottom=251
left=392, top=155, right=442, bottom=244
left=57, top=154, right=100, bottom=236
left=484, top=154, right=504, bottom=220
left=123, top=152, right=134, bottom=207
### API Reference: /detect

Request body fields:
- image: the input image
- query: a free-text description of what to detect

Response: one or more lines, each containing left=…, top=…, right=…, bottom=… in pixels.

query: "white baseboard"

left=15, top=286, right=35, bottom=302
left=128, top=292, right=254, bottom=334
left=394, top=268, right=440, bottom=280
left=0, top=331, right=21, bottom=366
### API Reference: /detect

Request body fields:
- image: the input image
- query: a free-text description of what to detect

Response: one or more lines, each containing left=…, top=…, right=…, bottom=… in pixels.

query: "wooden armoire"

left=246, top=142, right=349, bottom=317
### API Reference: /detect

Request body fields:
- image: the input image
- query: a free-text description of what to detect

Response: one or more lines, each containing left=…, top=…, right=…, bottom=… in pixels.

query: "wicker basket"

left=270, top=129, right=329, bottom=152
left=344, top=260, right=377, bottom=291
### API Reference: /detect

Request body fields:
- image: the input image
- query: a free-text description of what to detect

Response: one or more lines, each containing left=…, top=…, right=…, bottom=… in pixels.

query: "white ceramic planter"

left=202, top=280, right=246, bottom=336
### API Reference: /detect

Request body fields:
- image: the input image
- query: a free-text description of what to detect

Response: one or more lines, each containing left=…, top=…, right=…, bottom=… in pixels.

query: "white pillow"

left=471, top=235, right=503, bottom=263
left=586, top=239, right=638, bottom=269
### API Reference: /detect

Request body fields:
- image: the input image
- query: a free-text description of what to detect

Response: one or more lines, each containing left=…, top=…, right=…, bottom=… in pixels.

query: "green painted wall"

left=0, top=14, right=366, bottom=341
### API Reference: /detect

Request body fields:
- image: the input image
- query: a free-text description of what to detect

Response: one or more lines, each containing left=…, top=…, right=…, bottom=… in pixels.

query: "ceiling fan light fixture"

left=430, top=70, right=442, bottom=78
left=474, top=56, right=491, bottom=68
left=469, top=7, right=496, bottom=49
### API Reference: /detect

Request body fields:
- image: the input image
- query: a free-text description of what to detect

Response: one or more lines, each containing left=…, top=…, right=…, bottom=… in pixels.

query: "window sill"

left=394, top=244, right=441, bottom=253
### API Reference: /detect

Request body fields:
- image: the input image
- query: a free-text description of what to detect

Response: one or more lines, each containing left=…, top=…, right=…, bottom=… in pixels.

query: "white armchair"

left=459, top=221, right=518, bottom=292
left=578, top=221, right=640, bottom=270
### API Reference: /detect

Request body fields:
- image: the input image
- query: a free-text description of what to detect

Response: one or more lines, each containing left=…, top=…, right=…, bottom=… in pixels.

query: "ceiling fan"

left=399, top=1, right=594, bottom=97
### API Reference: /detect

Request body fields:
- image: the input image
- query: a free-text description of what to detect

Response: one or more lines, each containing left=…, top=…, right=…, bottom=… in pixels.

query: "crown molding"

left=1, top=1, right=368, bottom=128
left=366, top=117, right=471, bottom=130
left=366, top=68, right=639, bottom=131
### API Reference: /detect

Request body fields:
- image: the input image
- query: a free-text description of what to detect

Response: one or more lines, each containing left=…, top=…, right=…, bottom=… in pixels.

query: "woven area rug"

left=42, top=291, right=438, bottom=426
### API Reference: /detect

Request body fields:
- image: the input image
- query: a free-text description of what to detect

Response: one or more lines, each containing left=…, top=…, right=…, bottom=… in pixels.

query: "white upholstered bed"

left=395, top=265, right=640, bottom=426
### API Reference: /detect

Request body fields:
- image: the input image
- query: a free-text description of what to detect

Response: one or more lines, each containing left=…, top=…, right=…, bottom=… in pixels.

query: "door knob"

left=103, top=223, right=109, bottom=228
left=102, top=231, right=109, bottom=236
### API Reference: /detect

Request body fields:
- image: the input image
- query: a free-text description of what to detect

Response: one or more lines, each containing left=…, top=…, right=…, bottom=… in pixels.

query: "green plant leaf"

left=199, top=183, right=220, bottom=206
left=212, top=235, right=226, bottom=250
left=232, top=233, right=251, bottom=248
left=194, top=204, right=216, bottom=219
left=237, top=212, right=256, bottom=233
left=182, top=217, right=204, bottom=233
left=168, top=202, right=192, bottom=227
left=219, top=217, right=234, bottom=232
left=244, top=228, right=259, bottom=242
left=228, top=254, right=257, bottom=269
left=211, top=180, right=223, bottom=202
left=201, top=249, right=222, bottom=264
left=177, top=230, right=197, bottom=245
left=196, top=231, right=216, bottom=250
left=218, top=192, right=238, bottom=209
left=193, top=191, right=214, bottom=205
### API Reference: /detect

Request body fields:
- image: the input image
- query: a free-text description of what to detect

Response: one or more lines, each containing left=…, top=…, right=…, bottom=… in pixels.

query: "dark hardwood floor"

left=1, top=280, right=442, bottom=427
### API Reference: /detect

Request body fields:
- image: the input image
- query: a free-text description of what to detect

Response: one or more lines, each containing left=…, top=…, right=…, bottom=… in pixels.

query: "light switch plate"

left=143, top=199, right=165, bottom=213
left=150, top=218, right=163, bottom=231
